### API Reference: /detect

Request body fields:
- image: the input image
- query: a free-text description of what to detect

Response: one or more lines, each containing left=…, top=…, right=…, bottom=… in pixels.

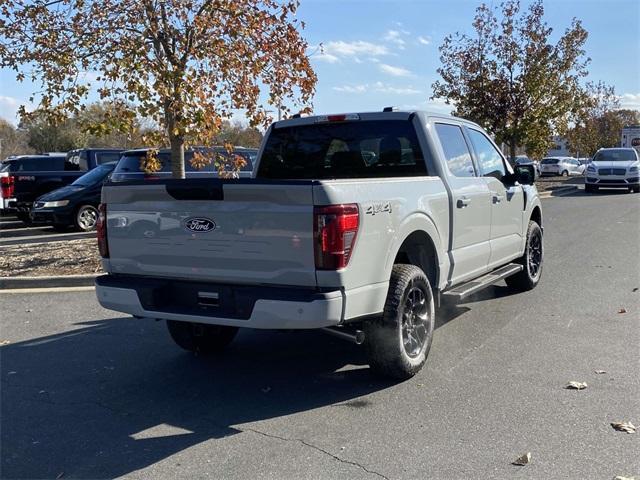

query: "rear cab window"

left=257, top=120, right=428, bottom=179
left=4, top=156, right=66, bottom=172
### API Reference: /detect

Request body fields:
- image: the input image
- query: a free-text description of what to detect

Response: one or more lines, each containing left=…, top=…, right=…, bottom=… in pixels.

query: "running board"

left=442, top=263, right=523, bottom=301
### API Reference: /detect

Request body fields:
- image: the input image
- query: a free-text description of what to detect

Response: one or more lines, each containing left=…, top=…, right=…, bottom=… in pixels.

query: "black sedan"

left=30, top=162, right=116, bottom=231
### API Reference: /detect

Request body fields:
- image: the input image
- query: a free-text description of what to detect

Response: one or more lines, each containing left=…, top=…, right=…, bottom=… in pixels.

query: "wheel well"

left=530, top=206, right=542, bottom=227
left=394, top=231, right=439, bottom=288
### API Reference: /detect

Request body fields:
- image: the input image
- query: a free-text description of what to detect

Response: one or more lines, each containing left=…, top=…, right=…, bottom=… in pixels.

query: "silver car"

left=540, top=157, right=584, bottom=176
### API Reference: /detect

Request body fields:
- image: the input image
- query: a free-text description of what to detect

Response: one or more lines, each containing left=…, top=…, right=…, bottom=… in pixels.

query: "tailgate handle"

left=166, top=184, right=224, bottom=201
left=197, top=291, right=220, bottom=307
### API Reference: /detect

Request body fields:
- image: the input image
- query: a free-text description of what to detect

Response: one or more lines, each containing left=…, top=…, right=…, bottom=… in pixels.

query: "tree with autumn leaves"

left=432, top=0, right=592, bottom=160
left=0, top=0, right=316, bottom=178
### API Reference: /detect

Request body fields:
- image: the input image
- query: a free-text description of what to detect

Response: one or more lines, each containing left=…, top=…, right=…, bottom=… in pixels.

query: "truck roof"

left=272, top=110, right=483, bottom=130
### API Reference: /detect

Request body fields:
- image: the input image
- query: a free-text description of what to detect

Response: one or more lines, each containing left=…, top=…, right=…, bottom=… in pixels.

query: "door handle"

left=457, top=197, right=471, bottom=208
left=493, top=194, right=504, bottom=204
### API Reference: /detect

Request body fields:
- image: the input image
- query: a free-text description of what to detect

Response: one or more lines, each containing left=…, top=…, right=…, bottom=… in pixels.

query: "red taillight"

left=313, top=204, right=359, bottom=270
left=96, top=203, right=109, bottom=258
left=1, top=176, right=15, bottom=198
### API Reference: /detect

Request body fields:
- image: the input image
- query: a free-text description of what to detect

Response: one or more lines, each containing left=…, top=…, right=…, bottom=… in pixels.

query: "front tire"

left=74, top=205, right=99, bottom=231
left=506, top=221, right=543, bottom=291
left=364, top=264, right=435, bottom=380
left=166, top=320, right=238, bottom=354
left=561, top=170, right=569, bottom=177
left=585, top=184, right=596, bottom=193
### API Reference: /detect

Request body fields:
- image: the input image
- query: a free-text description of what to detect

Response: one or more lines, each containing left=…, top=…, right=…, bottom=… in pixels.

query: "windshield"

left=541, top=158, right=559, bottom=165
left=258, top=120, right=427, bottom=179
left=0, top=162, right=11, bottom=172
left=71, top=163, right=116, bottom=186
left=592, top=150, right=637, bottom=162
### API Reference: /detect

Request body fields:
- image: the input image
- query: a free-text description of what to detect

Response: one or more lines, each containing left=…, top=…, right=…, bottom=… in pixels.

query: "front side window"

left=434, top=123, right=475, bottom=178
left=468, top=129, right=506, bottom=179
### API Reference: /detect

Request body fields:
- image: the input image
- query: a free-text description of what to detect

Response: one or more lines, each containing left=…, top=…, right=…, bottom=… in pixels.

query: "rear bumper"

left=95, top=274, right=345, bottom=329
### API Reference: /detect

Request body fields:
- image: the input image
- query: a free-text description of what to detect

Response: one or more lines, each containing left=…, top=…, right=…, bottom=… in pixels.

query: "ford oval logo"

left=184, top=217, right=216, bottom=233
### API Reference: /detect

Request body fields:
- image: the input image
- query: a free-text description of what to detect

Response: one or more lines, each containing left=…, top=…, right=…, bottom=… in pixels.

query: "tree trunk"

left=169, top=134, right=185, bottom=179
left=509, top=140, right=517, bottom=165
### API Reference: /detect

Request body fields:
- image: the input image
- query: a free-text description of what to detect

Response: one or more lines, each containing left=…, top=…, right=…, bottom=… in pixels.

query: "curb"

left=0, top=273, right=99, bottom=289
left=539, top=185, right=579, bottom=199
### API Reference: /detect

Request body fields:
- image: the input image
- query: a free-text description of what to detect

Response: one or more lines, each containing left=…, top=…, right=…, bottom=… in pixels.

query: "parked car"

left=30, top=162, right=117, bottom=231
left=584, top=148, right=639, bottom=193
left=539, top=157, right=584, bottom=176
left=110, top=146, right=256, bottom=182
left=95, top=109, right=543, bottom=380
left=0, top=148, right=123, bottom=223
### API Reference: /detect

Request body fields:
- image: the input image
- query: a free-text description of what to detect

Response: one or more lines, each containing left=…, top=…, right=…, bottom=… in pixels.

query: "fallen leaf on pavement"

left=594, top=370, right=607, bottom=374
left=512, top=452, right=531, bottom=466
left=611, top=422, right=636, bottom=434
left=0, top=340, right=10, bottom=346
left=632, top=287, right=639, bottom=292
left=618, top=308, right=627, bottom=314
left=566, top=381, right=588, bottom=390
left=261, top=387, right=271, bottom=393
left=25, top=309, right=32, bottom=313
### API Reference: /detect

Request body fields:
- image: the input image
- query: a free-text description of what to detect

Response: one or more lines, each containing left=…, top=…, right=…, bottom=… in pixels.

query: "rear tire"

left=166, top=320, right=238, bottom=354
left=506, top=221, right=543, bottom=292
left=364, top=264, right=435, bottom=381
left=630, top=187, right=639, bottom=193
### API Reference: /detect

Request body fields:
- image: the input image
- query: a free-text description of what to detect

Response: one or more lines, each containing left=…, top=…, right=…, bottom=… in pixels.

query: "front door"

left=466, top=128, right=524, bottom=268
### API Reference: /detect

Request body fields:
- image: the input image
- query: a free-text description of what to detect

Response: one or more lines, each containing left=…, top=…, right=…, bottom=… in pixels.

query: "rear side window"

left=541, top=158, right=559, bottom=165
left=434, top=123, right=475, bottom=178
left=468, top=129, right=506, bottom=179
left=96, top=152, right=122, bottom=165
left=258, top=120, right=428, bottom=179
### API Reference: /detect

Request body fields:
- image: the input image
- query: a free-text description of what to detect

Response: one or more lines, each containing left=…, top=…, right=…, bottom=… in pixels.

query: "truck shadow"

left=1, top=302, right=478, bottom=479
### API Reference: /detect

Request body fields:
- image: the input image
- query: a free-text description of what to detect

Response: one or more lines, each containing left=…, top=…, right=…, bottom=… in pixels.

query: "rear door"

left=466, top=128, right=524, bottom=268
left=102, top=179, right=318, bottom=286
left=433, top=122, right=491, bottom=285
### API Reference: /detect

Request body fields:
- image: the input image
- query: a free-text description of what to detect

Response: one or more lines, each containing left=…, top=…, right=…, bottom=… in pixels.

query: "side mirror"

left=515, top=164, right=535, bottom=185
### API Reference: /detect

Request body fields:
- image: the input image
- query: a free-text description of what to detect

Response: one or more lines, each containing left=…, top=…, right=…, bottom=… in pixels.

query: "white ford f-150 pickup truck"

left=95, top=109, right=543, bottom=379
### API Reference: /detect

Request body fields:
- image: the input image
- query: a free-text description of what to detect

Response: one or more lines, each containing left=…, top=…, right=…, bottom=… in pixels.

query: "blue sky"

left=1, top=0, right=638, bottom=124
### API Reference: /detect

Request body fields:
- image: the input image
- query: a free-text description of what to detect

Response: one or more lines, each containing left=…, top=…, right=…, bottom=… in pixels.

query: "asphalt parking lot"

left=0, top=217, right=94, bottom=247
left=1, top=189, right=639, bottom=479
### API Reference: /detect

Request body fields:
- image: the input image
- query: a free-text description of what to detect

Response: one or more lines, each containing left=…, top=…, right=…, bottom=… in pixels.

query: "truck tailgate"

left=102, top=179, right=317, bottom=286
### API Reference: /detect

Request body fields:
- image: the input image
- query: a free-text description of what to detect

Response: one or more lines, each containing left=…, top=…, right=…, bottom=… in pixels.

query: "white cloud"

left=323, top=40, right=389, bottom=58
left=379, top=64, right=413, bottom=78
left=314, top=52, right=340, bottom=63
left=418, top=36, right=432, bottom=46
left=619, top=93, right=640, bottom=110
left=0, top=96, right=32, bottom=125
left=333, top=85, right=369, bottom=94
left=332, top=82, right=422, bottom=96
left=384, top=30, right=406, bottom=49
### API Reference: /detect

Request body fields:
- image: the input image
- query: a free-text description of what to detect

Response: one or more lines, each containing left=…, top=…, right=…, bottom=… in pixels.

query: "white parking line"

left=0, top=286, right=96, bottom=294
